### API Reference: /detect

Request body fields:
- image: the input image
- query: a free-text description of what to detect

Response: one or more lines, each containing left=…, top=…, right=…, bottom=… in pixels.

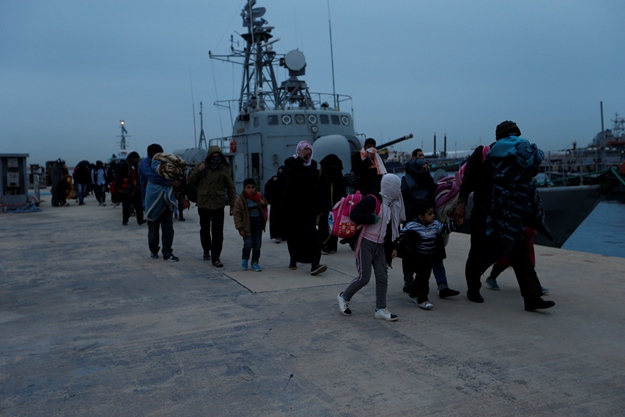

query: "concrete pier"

left=1, top=195, right=624, bottom=416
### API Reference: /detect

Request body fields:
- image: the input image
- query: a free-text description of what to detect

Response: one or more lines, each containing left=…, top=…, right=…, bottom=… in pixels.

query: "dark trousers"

left=408, top=256, right=434, bottom=303
left=465, top=213, right=542, bottom=300
left=122, top=192, right=144, bottom=223
left=198, top=207, right=225, bottom=261
left=93, top=184, right=106, bottom=204
left=318, top=212, right=338, bottom=252
left=148, top=207, right=174, bottom=257
left=242, top=216, right=263, bottom=264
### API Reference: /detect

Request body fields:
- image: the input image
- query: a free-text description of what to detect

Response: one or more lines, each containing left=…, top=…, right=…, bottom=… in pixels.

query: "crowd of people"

left=49, top=120, right=555, bottom=321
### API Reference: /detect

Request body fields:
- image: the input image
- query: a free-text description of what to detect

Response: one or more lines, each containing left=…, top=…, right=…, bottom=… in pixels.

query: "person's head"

left=243, top=178, right=256, bottom=194
left=295, top=141, right=313, bottom=161
left=380, top=173, right=401, bottom=201
left=364, top=138, right=377, bottom=151
left=411, top=148, right=424, bottom=159
left=277, top=165, right=285, bottom=176
left=416, top=202, right=436, bottom=224
left=495, top=120, right=521, bottom=140
left=415, top=158, right=429, bottom=171
left=96, top=160, right=103, bottom=168
left=126, top=151, right=140, bottom=163
left=147, top=143, right=164, bottom=159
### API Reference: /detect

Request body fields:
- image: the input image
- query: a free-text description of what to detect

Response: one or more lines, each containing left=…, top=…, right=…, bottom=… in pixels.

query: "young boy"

left=399, top=202, right=463, bottom=310
left=336, top=174, right=405, bottom=321
left=233, top=178, right=268, bottom=272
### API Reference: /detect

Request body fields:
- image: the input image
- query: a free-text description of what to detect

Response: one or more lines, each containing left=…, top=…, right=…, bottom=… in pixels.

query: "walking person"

left=233, top=178, right=268, bottom=272
left=50, top=158, right=66, bottom=207
left=91, top=160, right=107, bottom=206
left=118, top=152, right=146, bottom=226
left=336, top=174, right=405, bottom=321
left=139, top=144, right=180, bottom=261
left=283, top=141, right=327, bottom=275
left=73, top=161, right=91, bottom=206
left=264, top=166, right=288, bottom=243
left=399, top=202, right=463, bottom=310
left=318, top=154, right=346, bottom=255
left=454, top=120, right=555, bottom=311
left=188, top=146, right=237, bottom=267
left=401, top=156, right=460, bottom=298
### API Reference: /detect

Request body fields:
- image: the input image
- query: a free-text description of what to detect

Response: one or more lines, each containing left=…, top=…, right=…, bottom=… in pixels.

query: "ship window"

left=331, top=115, right=340, bottom=125
left=341, top=115, right=350, bottom=126
left=308, top=114, right=318, bottom=124
left=320, top=114, right=329, bottom=124
left=295, top=114, right=305, bottom=124
left=282, top=115, right=292, bottom=125
left=268, top=115, right=279, bottom=125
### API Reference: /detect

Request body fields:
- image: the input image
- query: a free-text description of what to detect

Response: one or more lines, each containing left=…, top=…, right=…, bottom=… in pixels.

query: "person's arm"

left=225, top=174, right=237, bottom=215
left=454, top=146, right=483, bottom=219
left=350, top=195, right=379, bottom=225
left=140, top=159, right=170, bottom=186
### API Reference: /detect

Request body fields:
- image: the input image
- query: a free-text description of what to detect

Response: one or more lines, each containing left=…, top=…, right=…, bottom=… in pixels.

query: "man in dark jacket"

left=454, top=121, right=555, bottom=311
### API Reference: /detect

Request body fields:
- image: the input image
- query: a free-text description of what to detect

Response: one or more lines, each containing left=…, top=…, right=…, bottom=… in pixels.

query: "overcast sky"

left=2, top=0, right=624, bottom=167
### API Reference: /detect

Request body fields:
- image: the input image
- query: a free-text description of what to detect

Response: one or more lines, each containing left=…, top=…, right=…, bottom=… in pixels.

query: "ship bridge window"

left=320, top=114, right=329, bottom=124
left=281, top=115, right=292, bottom=125
left=295, top=114, right=305, bottom=124
left=268, top=115, right=279, bottom=125
left=308, top=114, right=318, bottom=124
left=341, top=115, right=350, bottom=126
left=331, top=115, right=340, bottom=125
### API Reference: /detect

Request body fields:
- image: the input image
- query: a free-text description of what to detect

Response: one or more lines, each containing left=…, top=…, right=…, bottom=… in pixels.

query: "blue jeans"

left=242, top=217, right=263, bottom=264
left=76, top=183, right=87, bottom=204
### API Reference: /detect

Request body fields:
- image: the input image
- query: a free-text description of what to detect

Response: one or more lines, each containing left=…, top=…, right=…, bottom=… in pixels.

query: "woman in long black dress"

left=264, top=165, right=288, bottom=242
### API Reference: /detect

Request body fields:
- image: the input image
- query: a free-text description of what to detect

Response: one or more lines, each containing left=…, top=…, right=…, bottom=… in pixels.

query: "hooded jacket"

left=188, top=145, right=236, bottom=210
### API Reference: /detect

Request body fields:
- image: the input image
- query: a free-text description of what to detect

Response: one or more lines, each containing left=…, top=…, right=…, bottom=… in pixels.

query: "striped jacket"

left=399, top=219, right=458, bottom=257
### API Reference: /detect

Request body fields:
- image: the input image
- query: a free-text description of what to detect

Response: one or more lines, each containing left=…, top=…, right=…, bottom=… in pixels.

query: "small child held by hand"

left=398, top=202, right=463, bottom=310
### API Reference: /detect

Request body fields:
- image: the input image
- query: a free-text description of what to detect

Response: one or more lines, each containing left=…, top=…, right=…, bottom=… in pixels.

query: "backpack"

left=328, top=191, right=381, bottom=239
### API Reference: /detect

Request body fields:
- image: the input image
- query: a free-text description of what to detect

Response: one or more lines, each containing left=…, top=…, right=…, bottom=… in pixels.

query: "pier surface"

left=2, top=196, right=624, bottom=416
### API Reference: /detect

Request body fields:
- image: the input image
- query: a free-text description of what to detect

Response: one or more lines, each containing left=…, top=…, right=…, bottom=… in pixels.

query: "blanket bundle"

left=153, top=153, right=188, bottom=180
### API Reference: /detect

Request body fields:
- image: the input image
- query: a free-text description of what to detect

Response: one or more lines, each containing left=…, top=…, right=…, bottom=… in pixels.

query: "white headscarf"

left=379, top=174, right=405, bottom=241
left=293, top=141, right=313, bottom=167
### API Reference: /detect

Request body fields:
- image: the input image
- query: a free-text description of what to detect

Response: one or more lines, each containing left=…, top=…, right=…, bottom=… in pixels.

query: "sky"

left=2, top=0, right=625, bottom=167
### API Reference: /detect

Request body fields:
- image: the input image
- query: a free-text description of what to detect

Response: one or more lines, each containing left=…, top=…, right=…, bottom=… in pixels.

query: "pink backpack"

left=328, top=191, right=381, bottom=239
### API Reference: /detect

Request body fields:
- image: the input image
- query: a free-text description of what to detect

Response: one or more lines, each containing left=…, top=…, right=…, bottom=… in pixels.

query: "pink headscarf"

left=293, top=141, right=314, bottom=166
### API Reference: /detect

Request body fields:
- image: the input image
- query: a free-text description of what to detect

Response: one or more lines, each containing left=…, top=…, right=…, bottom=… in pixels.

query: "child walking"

left=233, top=178, right=268, bottom=272
left=336, top=174, right=405, bottom=321
left=399, top=202, right=463, bottom=310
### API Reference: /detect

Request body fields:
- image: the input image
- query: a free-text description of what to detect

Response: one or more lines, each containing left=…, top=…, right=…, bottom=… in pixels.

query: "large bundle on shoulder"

left=328, top=191, right=380, bottom=239
left=152, top=153, right=188, bottom=180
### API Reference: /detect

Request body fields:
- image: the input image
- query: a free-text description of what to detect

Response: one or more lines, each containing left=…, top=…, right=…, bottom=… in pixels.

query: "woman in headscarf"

left=264, top=165, right=288, bottom=242
left=283, top=141, right=327, bottom=275
left=336, top=174, right=405, bottom=321
left=318, top=154, right=347, bottom=254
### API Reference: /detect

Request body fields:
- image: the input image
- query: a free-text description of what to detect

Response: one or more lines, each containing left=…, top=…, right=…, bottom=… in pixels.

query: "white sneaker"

left=410, top=297, right=434, bottom=310
left=337, top=293, right=351, bottom=316
left=374, top=308, right=398, bottom=321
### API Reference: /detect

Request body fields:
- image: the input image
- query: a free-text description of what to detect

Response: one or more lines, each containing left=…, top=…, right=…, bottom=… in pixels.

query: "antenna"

left=327, top=0, right=337, bottom=109
left=198, top=101, right=207, bottom=149
left=190, top=74, right=198, bottom=148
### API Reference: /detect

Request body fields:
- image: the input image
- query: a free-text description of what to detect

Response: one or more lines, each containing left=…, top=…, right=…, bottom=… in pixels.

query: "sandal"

left=203, top=253, right=211, bottom=261
left=213, top=260, right=224, bottom=268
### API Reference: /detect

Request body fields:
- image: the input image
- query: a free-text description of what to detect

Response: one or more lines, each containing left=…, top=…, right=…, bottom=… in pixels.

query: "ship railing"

left=213, top=91, right=353, bottom=114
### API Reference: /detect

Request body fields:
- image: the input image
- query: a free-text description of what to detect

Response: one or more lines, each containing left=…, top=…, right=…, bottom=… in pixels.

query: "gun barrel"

left=377, top=133, right=414, bottom=149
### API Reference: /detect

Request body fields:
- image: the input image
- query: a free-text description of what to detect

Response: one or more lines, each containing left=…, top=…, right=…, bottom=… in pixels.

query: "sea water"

left=562, top=200, right=625, bottom=259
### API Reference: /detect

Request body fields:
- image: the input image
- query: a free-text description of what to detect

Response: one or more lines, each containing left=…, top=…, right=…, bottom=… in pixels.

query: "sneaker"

left=150, top=252, right=159, bottom=259
left=402, top=285, right=411, bottom=294
left=541, top=286, right=549, bottom=295
left=410, top=297, right=433, bottom=310
left=485, top=278, right=500, bottom=290
left=241, top=259, right=248, bottom=270
left=251, top=262, right=262, bottom=272
left=164, top=255, right=179, bottom=262
left=203, top=253, right=211, bottom=261
left=289, top=263, right=297, bottom=270
left=374, top=308, right=398, bottom=321
left=337, top=292, right=352, bottom=316
left=439, top=288, right=460, bottom=298
left=310, top=264, right=327, bottom=276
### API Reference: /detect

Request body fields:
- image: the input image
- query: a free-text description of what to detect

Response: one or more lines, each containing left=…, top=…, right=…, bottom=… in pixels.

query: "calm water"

left=562, top=199, right=625, bottom=258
